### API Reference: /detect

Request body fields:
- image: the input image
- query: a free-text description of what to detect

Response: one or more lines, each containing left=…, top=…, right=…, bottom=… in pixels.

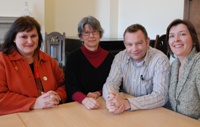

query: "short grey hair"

left=77, top=16, right=104, bottom=38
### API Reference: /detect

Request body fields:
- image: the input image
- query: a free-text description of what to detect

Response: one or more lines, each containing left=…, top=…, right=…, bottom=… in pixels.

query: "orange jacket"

left=0, top=50, right=67, bottom=115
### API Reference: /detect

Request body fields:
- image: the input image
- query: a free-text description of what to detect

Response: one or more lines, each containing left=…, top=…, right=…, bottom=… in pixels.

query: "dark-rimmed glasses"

left=82, top=31, right=99, bottom=36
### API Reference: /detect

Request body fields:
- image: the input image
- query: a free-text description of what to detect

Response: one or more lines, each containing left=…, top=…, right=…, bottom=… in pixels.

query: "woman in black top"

left=65, top=16, right=114, bottom=109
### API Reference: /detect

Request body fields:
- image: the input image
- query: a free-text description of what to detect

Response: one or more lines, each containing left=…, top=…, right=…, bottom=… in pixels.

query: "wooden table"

left=1, top=97, right=200, bottom=127
left=0, top=113, right=25, bottom=127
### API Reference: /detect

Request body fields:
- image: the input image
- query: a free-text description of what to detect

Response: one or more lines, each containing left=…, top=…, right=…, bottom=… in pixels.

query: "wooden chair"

left=45, top=32, right=66, bottom=69
left=154, top=34, right=170, bottom=58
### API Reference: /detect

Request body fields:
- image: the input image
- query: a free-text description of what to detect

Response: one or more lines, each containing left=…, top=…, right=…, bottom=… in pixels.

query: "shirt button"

left=176, top=99, right=180, bottom=105
left=15, top=66, right=19, bottom=70
left=43, top=76, right=47, bottom=81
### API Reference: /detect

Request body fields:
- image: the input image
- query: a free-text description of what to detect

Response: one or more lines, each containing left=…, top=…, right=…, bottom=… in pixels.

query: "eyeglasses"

left=82, top=31, right=99, bottom=36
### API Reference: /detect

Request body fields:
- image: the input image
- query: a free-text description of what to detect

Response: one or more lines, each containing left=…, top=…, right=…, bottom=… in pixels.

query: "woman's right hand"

left=82, top=97, right=100, bottom=110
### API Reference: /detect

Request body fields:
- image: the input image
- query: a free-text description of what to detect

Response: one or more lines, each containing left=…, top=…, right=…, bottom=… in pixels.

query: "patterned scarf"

left=33, top=50, right=44, bottom=95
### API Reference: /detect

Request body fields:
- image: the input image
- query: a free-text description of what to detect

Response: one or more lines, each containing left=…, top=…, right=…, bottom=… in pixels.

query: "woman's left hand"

left=87, top=91, right=101, bottom=99
left=82, top=97, right=100, bottom=109
left=41, top=91, right=61, bottom=108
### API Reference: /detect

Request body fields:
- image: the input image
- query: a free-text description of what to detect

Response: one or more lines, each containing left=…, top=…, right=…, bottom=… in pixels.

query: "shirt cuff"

left=72, top=92, right=87, bottom=103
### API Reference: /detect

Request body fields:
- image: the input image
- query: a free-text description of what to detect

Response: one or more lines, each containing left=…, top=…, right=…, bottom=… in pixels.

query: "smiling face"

left=124, top=30, right=150, bottom=62
left=168, top=24, right=193, bottom=59
left=14, top=27, right=39, bottom=57
left=81, top=24, right=100, bottom=51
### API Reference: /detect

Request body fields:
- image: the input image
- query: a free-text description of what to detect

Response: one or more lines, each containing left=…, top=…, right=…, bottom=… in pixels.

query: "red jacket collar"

left=8, top=49, right=49, bottom=62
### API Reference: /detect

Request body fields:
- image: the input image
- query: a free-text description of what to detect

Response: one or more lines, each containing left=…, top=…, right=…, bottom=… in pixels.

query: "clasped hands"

left=105, top=93, right=130, bottom=114
left=82, top=91, right=101, bottom=110
left=31, top=90, right=61, bottom=110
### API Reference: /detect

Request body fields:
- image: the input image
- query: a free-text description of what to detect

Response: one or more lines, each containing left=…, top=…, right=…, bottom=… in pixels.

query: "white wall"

left=0, top=0, right=184, bottom=40
left=0, top=1, right=182, bottom=62
left=45, top=0, right=119, bottom=38
left=95, top=0, right=119, bottom=38
left=118, top=0, right=184, bottom=39
left=0, top=0, right=45, bottom=36
left=46, top=0, right=184, bottom=39
left=45, top=0, right=96, bottom=37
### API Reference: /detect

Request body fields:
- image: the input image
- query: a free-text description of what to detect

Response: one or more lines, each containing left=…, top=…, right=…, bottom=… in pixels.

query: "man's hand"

left=105, top=93, right=130, bottom=114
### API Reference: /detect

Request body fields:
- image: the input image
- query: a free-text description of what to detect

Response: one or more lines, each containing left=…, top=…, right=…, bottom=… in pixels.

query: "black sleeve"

left=64, top=51, right=81, bottom=102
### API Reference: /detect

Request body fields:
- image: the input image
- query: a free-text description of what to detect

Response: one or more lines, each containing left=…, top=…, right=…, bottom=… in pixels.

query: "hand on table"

left=106, top=93, right=130, bottom=114
left=31, top=90, right=61, bottom=110
left=82, top=97, right=100, bottom=110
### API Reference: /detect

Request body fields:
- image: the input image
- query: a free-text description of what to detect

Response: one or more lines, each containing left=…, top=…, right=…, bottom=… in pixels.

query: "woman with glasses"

left=65, top=16, right=114, bottom=109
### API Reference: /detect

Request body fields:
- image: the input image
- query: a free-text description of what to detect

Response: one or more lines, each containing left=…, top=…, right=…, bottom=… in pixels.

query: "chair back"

left=154, top=34, right=170, bottom=58
left=45, top=32, right=66, bottom=68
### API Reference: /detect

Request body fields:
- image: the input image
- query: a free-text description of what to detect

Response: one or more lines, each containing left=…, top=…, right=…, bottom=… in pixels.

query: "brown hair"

left=123, top=24, right=148, bottom=39
left=166, top=19, right=200, bottom=55
left=1, top=16, right=43, bottom=54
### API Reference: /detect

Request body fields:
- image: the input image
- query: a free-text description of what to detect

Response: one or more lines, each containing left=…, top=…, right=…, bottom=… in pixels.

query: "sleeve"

left=52, top=58, right=67, bottom=103
left=195, top=60, right=200, bottom=120
left=127, top=57, right=170, bottom=110
left=0, top=55, right=36, bottom=115
left=0, top=91, right=36, bottom=115
left=102, top=53, right=123, bottom=99
left=64, top=52, right=86, bottom=102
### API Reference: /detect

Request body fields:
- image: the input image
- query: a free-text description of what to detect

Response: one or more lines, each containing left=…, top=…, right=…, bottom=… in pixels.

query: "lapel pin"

left=43, top=76, right=47, bottom=81
left=15, top=66, right=19, bottom=70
